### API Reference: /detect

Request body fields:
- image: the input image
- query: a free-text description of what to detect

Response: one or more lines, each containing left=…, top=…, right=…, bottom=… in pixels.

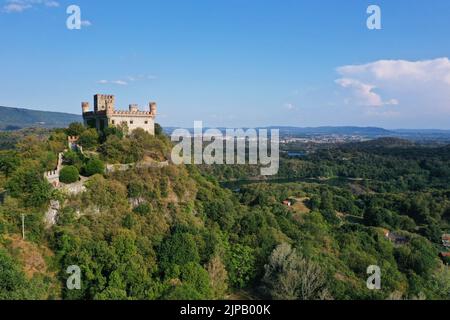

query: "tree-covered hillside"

left=0, top=125, right=449, bottom=300
left=0, top=106, right=81, bottom=131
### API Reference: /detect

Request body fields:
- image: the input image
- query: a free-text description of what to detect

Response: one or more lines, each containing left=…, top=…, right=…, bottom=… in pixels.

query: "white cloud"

left=337, top=58, right=450, bottom=84
left=43, top=0, right=58, bottom=7
left=126, top=74, right=157, bottom=82
left=2, top=0, right=59, bottom=13
left=80, top=20, right=92, bottom=27
left=335, top=57, right=450, bottom=113
left=335, top=78, right=397, bottom=107
left=98, top=79, right=128, bottom=86
left=284, top=103, right=296, bottom=110
left=98, top=74, right=156, bottom=86
left=3, top=2, right=31, bottom=12
left=112, top=80, right=127, bottom=85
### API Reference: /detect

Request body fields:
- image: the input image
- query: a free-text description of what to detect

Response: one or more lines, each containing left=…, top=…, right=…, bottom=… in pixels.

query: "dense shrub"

left=6, top=164, right=51, bottom=207
left=155, top=123, right=163, bottom=135
left=66, top=122, right=85, bottom=137
left=63, top=150, right=84, bottom=170
left=79, top=129, right=99, bottom=150
left=83, top=159, right=105, bottom=176
left=59, top=166, right=79, bottom=184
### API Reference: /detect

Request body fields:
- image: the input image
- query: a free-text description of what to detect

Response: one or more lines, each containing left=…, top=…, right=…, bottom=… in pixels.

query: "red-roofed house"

left=282, top=200, right=292, bottom=207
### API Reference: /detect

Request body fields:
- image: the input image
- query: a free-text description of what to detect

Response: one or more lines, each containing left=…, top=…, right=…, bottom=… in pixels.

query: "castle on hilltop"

left=82, top=94, right=157, bottom=134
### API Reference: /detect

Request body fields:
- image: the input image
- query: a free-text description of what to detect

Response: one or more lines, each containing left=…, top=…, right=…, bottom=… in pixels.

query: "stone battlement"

left=82, top=94, right=157, bottom=116
left=44, top=152, right=64, bottom=187
left=44, top=170, right=59, bottom=178
left=112, top=110, right=154, bottom=116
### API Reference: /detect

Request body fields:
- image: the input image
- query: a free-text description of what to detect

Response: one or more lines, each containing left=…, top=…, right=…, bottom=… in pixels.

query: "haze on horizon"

left=1, top=0, right=450, bottom=129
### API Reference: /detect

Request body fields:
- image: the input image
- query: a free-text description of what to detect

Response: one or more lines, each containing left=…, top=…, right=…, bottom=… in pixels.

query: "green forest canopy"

left=0, top=125, right=449, bottom=300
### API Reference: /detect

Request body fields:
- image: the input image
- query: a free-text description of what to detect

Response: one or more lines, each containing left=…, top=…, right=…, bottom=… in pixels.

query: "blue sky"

left=1, top=0, right=450, bottom=128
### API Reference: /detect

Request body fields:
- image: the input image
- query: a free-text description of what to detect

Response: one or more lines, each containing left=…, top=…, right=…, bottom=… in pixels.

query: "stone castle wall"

left=109, top=114, right=155, bottom=134
left=44, top=152, right=64, bottom=187
left=82, top=94, right=157, bottom=135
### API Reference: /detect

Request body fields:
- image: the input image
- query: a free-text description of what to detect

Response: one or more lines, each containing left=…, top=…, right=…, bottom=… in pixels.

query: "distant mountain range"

left=0, top=106, right=81, bottom=130
left=264, top=126, right=393, bottom=136
left=1, top=105, right=450, bottom=141
left=163, top=126, right=392, bottom=135
left=266, top=126, right=450, bottom=140
left=164, top=125, right=450, bottom=141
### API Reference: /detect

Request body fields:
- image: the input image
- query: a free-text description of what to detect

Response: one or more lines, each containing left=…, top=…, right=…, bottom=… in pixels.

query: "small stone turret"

left=82, top=102, right=90, bottom=114
left=150, top=102, right=157, bottom=116
left=129, top=104, right=139, bottom=113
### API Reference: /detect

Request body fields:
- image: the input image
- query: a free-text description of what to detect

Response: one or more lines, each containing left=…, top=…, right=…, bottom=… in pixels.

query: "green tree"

left=127, top=181, right=145, bottom=198
left=206, top=255, right=228, bottom=299
left=105, top=125, right=125, bottom=139
left=66, top=122, right=85, bottom=137
left=0, top=151, right=20, bottom=177
left=180, top=262, right=212, bottom=299
left=59, top=166, right=79, bottom=184
left=395, top=237, right=439, bottom=276
left=6, top=164, right=51, bottom=207
left=99, top=135, right=127, bottom=163
left=83, top=159, right=105, bottom=176
left=226, top=244, right=255, bottom=288
left=28, top=180, right=52, bottom=208
left=79, top=128, right=99, bottom=150
left=155, top=123, right=163, bottom=135
left=63, top=150, right=84, bottom=170
left=159, top=232, right=200, bottom=275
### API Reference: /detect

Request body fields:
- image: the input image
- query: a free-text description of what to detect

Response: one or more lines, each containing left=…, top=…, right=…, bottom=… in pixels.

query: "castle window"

left=111, top=120, right=115, bottom=125
left=130, top=121, right=134, bottom=124
left=145, top=121, right=148, bottom=124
